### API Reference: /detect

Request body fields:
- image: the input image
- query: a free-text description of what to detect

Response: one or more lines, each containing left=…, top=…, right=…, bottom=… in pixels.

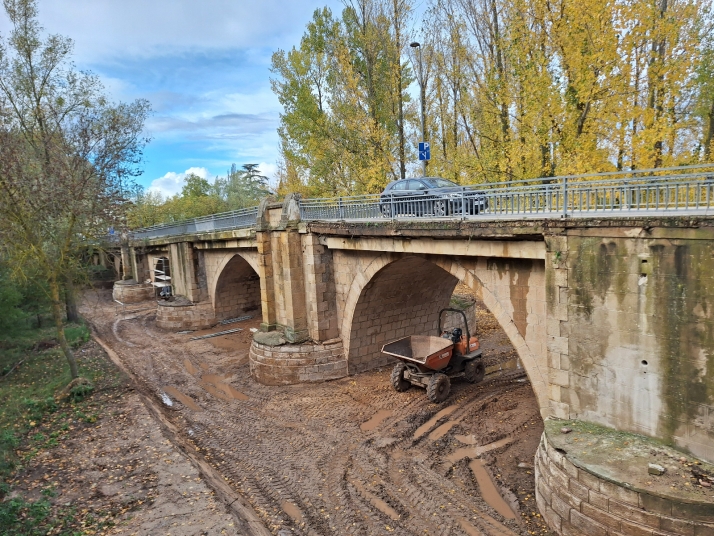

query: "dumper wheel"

left=391, top=362, right=411, bottom=392
left=427, top=373, right=450, bottom=403
left=464, top=360, right=485, bottom=384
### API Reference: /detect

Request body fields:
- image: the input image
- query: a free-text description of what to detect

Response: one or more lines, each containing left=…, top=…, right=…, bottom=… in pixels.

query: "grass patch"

left=0, top=316, right=125, bottom=535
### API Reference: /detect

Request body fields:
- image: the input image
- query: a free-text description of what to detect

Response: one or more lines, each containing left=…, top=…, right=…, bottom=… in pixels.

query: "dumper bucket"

left=381, top=335, right=454, bottom=371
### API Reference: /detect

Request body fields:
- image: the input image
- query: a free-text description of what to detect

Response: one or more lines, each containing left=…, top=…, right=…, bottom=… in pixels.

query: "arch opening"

left=213, top=254, right=261, bottom=321
left=343, top=253, right=550, bottom=533
left=343, top=254, right=548, bottom=411
left=347, top=256, right=459, bottom=374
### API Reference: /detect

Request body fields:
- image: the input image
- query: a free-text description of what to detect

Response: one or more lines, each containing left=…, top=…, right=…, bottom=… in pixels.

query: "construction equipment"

left=381, top=308, right=484, bottom=403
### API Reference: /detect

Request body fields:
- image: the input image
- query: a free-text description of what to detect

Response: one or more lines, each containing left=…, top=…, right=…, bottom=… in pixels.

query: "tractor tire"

left=427, top=373, right=451, bottom=403
left=391, top=362, right=411, bottom=392
left=464, top=360, right=485, bottom=384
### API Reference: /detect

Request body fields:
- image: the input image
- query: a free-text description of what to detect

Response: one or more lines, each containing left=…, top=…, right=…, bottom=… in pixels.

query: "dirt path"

left=81, top=290, right=552, bottom=535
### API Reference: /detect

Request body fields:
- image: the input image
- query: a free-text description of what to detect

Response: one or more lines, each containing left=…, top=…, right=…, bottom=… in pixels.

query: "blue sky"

left=1, top=0, right=347, bottom=196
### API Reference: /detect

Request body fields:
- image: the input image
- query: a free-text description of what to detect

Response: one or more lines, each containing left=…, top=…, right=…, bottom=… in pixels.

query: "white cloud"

left=257, top=162, right=280, bottom=191
left=148, top=167, right=212, bottom=198
left=0, top=0, right=344, bottom=63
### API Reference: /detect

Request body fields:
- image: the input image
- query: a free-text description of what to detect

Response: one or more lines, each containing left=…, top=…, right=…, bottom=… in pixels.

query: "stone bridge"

left=116, top=199, right=714, bottom=533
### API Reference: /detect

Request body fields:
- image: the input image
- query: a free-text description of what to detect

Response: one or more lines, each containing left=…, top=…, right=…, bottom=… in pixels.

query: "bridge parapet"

left=127, top=165, right=714, bottom=242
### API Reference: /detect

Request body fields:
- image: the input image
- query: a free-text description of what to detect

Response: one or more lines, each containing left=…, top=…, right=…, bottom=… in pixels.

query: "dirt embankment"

left=78, top=289, right=552, bottom=535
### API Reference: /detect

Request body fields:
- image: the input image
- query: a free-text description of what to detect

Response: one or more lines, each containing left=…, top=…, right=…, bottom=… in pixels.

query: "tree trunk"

left=704, top=99, right=714, bottom=161
left=393, top=0, right=406, bottom=180
left=65, top=277, right=79, bottom=323
left=50, top=278, right=78, bottom=379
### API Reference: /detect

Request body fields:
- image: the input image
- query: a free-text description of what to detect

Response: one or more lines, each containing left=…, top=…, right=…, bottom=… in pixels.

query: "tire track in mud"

left=86, top=297, right=540, bottom=535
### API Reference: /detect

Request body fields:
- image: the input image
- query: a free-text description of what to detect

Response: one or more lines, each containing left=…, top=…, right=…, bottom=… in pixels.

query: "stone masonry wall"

left=302, top=233, right=339, bottom=342
left=555, top=231, right=714, bottom=463
left=112, top=282, right=154, bottom=303
left=249, top=339, right=347, bottom=385
left=156, top=301, right=216, bottom=331
left=212, top=254, right=261, bottom=321
left=536, top=431, right=714, bottom=536
left=345, top=256, right=458, bottom=373
left=331, top=249, right=548, bottom=402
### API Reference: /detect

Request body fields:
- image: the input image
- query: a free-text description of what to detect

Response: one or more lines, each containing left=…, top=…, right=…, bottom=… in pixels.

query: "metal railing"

left=127, top=165, right=714, bottom=239
left=131, top=206, right=260, bottom=240
left=298, top=165, right=714, bottom=221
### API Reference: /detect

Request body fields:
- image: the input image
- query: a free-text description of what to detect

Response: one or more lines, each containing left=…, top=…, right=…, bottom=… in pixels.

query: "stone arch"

left=341, top=253, right=550, bottom=414
left=212, top=253, right=261, bottom=321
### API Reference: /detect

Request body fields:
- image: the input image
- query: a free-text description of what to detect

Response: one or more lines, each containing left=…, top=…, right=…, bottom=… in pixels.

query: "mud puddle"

left=469, top=459, right=516, bottom=520
left=281, top=501, right=303, bottom=523
left=360, top=409, right=393, bottom=432
left=414, top=405, right=458, bottom=439
left=199, top=376, right=249, bottom=401
left=446, top=437, right=513, bottom=463
left=184, top=359, right=200, bottom=376
left=163, top=386, right=203, bottom=411
left=428, top=418, right=461, bottom=440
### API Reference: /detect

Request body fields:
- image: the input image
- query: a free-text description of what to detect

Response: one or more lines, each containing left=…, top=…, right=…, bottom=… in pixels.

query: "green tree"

left=218, top=164, right=272, bottom=209
left=271, top=2, right=414, bottom=196
left=0, top=0, right=150, bottom=379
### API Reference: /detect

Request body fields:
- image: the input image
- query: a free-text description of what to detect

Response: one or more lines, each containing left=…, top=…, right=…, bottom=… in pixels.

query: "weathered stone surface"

left=537, top=425, right=714, bottom=536
left=112, top=281, right=154, bottom=303
left=253, top=331, right=286, bottom=346
left=249, top=339, right=347, bottom=385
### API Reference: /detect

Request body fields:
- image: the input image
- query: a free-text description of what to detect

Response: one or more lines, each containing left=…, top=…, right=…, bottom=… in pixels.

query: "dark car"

left=379, top=177, right=487, bottom=217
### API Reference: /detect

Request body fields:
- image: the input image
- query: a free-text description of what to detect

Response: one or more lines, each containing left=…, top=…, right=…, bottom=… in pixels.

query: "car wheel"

left=427, top=373, right=451, bottom=403
left=433, top=199, right=448, bottom=217
left=380, top=204, right=391, bottom=218
left=464, top=360, right=485, bottom=384
left=391, top=362, right=411, bottom=392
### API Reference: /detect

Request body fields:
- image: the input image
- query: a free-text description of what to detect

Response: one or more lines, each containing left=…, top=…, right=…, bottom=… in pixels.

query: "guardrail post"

left=562, top=176, right=568, bottom=218
left=338, top=197, right=344, bottom=220
left=390, top=194, right=395, bottom=219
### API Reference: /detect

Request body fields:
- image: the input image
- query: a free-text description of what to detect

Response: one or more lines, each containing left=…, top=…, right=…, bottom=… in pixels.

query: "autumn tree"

left=271, top=2, right=414, bottom=195
left=0, top=0, right=150, bottom=379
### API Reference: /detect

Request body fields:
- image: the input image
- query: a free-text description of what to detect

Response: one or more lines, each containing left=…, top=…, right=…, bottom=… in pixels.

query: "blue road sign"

left=418, top=141, right=430, bottom=161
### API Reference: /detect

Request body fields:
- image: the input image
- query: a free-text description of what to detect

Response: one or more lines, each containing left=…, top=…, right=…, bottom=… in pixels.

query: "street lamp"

left=410, top=41, right=427, bottom=177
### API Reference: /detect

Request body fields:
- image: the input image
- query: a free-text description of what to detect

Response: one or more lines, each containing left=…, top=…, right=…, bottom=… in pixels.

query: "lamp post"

left=410, top=41, right=427, bottom=177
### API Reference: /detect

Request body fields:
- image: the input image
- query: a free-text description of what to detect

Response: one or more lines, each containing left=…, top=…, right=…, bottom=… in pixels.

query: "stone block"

left=609, top=500, right=660, bottom=528
left=551, top=489, right=572, bottom=520
left=561, top=457, right=579, bottom=479
left=660, top=517, right=695, bottom=536
left=579, top=469, right=602, bottom=492
left=694, top=524, right=714, bottom=536
left=581, top=502, right=622, bottom=531
left=620, top=519, right=656, bottom=536
left=548, top=336, right=569, bottom=355
left=672, top=502, right=714, bottom=524
left=640, top=494, right=672, bottom=517
left=548, top=460, right=570, bottom=489
left=543, top=505, right=562, bottom=533
left=549, top=368, right=570, bottom=387
left=537, top=473, right=553, bottom=506
left=568, top=477, right=589, bottom=502
left=570, top=508, right=609, bottom=536
left=554, top=269, right=568, bottom=288
left=600, top=481, right=640, bottom=507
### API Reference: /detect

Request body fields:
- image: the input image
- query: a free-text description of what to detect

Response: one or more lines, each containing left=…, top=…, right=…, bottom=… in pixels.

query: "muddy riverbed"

left=81, top=289, right=551, bottom=535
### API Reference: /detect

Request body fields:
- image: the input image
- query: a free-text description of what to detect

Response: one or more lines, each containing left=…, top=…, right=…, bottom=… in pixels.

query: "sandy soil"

left=80, top=289, right=552, bottom=536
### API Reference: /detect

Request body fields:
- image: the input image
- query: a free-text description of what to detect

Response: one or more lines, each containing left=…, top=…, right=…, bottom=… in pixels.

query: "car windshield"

left=423, top=178, right=458, bottom=188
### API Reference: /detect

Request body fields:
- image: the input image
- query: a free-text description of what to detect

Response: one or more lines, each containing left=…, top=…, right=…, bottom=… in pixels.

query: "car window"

left=406, top=180, right=426, bottom=190
left=391, top=181, right=408, bottom=191
left=424, top=178, right=458, bottom=188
